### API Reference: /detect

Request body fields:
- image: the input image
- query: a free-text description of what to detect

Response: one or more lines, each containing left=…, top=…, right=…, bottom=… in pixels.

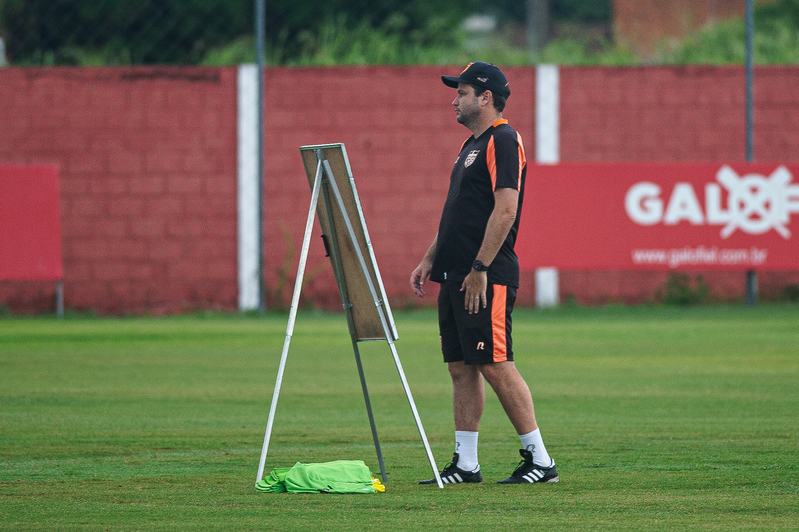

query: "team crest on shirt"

left=464, top=150, right=480, bottom=168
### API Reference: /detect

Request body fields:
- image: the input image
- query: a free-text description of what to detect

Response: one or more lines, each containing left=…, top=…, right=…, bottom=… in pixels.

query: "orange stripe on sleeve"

left=491, top=285, right=508, bottom=362
left=487, top=135, right=497, bottom=190
left=516, top=132, right=526, bottom=192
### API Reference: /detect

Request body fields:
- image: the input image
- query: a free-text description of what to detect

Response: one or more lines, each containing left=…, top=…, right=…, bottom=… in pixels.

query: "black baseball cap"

left=441, top=62, right=511, bottom=99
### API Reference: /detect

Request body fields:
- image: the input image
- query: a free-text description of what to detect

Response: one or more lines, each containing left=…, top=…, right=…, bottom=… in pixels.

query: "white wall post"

left=535, top=267, right=559, bottom=308
left=237, top=64, right=260, bottom=311
left=535, top=64, right=560, bottom=308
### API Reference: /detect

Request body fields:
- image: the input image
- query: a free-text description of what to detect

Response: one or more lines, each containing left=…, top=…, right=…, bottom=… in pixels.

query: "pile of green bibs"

left=256, top=460, right=385, bottom=494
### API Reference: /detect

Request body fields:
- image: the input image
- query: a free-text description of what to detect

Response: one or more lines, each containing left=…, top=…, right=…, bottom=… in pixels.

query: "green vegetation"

left=657, top=273, right=710, bottom=306
left=200, top=0, right=799, bottom=66
left=1, top=306, right=797, bottom=529
left=661, top=0, right=799, bottom=65
left=2, top=0, right=799, bottom=66
left=0, top=0, right=476, bottom=65
left=0, top=0, right=252, bottom=65
left=489, top=0, right=611, bottom=25
left=784, top=284, right=799, bottom=302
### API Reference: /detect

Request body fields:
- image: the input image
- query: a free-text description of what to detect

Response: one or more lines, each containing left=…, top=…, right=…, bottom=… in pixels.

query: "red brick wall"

left=560, top=66, right=799, bottom=162
left=0, top=67, right=239, bottom=314
left=1, top=65, right=797, bottom=313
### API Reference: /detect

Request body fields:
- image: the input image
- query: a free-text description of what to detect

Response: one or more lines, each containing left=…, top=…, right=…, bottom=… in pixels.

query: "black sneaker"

left=497, top=449, right=559, bottom=484
left=418, top=453, right=482, bottom=484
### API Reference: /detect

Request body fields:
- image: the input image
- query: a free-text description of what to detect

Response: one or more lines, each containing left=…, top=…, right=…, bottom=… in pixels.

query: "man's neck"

left=471, top=112, right=504, bottom=139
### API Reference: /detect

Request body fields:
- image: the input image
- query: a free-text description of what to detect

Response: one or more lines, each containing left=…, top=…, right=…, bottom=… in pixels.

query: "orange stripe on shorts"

left=491, top=285, right=508, bottom=362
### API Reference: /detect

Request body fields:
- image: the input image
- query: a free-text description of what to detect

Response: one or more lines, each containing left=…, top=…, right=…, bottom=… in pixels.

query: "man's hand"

left=410, top=261, right=432, bottom=297
left=411, top=235, right=438, bottom=298
left=461, top=269, right=487, bottom=314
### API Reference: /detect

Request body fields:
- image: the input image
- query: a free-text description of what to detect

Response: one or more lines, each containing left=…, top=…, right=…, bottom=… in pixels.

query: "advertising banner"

left=517, top=163, right=799, bottom=271
left=0, top=165, right=63, bottom=280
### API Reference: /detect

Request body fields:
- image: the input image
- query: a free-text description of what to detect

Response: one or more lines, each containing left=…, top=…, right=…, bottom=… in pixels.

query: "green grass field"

left=1, top=305, right=797, bottom=530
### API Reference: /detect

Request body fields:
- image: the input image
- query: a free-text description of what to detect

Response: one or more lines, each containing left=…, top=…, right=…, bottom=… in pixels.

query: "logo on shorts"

left=476, top=342, right=485, bottom=350
left=464, top=150, right=480, bottom=168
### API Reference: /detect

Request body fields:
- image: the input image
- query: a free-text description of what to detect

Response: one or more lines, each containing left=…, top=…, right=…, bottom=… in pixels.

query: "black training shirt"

left=430, top=120, right=527, bottom=288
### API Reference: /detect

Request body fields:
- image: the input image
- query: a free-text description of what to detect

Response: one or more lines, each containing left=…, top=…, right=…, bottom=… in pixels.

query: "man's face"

left=453, top=83, right=481, bottom=128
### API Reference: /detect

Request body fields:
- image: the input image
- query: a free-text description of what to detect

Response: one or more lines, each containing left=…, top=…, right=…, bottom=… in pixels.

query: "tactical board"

left=299, top=144, right=398, bottom=341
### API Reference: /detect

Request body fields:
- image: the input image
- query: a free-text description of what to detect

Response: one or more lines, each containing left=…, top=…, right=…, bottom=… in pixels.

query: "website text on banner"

left=517, top=163, right=799, bottom=271
left=0, top=166, right=63, bottom=281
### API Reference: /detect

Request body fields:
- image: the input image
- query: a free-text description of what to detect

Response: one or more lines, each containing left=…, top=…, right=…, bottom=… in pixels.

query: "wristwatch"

left=472, top=259, right=489, bottom=272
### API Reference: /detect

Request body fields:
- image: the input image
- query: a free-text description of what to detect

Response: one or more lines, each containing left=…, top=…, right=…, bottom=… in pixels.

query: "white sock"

left=519, top=428, right=553, bottom=467
left=454, top=431, right=479, bottom=471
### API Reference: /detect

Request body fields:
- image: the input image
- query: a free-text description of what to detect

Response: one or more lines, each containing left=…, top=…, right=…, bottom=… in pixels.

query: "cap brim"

left=441, top=75, right=462, bottom=88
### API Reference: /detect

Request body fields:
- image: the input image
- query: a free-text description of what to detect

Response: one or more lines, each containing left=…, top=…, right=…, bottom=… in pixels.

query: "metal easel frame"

left=255, top=144, right=443, bottom=489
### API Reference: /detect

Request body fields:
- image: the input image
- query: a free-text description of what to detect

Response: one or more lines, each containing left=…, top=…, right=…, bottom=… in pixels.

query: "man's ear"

left=481, top=90, right=494, bottom=108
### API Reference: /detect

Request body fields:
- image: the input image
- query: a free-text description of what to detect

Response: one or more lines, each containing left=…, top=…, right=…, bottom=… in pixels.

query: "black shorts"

left=437, top=280, right=516, bottom=365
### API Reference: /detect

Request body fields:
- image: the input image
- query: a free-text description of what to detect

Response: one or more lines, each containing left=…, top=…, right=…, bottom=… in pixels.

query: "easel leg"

left=351, top=339, right=388, bottom=483
left=387, top=341, right=443, bottom=488
left=255, top=161, right=324, bottom=484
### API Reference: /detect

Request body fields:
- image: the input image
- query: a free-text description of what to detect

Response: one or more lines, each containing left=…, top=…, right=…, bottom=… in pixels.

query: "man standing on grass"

left=410, top=62, right=558, bottom=485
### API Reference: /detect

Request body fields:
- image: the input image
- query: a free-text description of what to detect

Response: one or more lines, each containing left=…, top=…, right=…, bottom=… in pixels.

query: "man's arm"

left=461, top=187, right=518, bottom=314
left=410, top=233, right=438, bottom=297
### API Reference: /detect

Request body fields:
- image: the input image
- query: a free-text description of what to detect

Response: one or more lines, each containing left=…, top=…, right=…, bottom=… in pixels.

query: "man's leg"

left=481, top=361, right=555, bottom=474
left=449, top=361, right=484, bottom=431
left=418, top=283, right=485, bottom=484
left=449, top=361, right=483, bottom=472
left=441, top=282, right=485, bottom=469
left=418, top=361, right=485, bottom=484
left=478, top=361, right=536, bottom=434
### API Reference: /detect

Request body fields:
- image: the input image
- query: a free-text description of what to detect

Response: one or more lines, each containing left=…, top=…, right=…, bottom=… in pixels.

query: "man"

left=410, top=62, right=558, bottom=485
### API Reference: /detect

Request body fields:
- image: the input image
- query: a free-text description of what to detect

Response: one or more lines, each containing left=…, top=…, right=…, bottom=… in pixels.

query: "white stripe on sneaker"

left=523, top=470, right=544, bottom=482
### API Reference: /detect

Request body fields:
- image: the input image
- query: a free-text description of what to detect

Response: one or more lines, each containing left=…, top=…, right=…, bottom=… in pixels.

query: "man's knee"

left=448, top=361, right=479, bottom=383
left=478, top=361, right=517, bottom=384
